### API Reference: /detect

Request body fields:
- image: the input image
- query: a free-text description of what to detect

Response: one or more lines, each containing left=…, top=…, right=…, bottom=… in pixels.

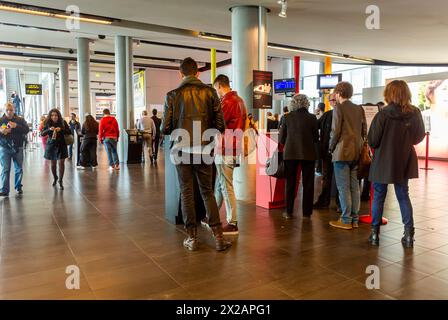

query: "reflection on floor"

left=1, top=145, right=448, bottom=300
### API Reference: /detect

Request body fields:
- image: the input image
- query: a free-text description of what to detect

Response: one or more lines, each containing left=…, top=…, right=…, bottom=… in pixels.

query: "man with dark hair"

left=151, top=109, right=161, bottom=162
left=162, top=58, right=231, bottom=251
left=0, top=102, right=29, bottom=196
left=99, top=108, right=120, bottom=170
left=212, top=74, right=247, bottom=235
left=68, top=113, right=80, bottom=160
left=329, top=82, right=367, bottom=230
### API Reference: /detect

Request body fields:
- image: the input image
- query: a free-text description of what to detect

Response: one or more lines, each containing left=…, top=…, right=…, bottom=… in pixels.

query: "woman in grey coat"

left=367, top=80, right=425, bottom=247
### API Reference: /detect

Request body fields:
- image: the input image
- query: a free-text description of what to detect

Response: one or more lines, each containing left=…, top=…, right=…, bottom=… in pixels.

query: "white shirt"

left=137, top=116, right=156, bottom=137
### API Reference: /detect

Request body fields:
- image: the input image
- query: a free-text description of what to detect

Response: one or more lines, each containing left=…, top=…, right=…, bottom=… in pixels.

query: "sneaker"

left=114, top=164, right=120, bottom=170
left=222, top=224, right=239, bottom=235
left=76, top=166, right=86, bottom=170
left=282, top=212, right=294, bottom=220
left=329, top=219, right=353, bottom=230
left=16, top=188, right=23, bottom=195
left=0, top=192, right=9, bottom=197
left=200, top=218, right=209, bottom=227
left=109, top=166, right=115, bottom=170
left=352, top=221, right=359, bottom=228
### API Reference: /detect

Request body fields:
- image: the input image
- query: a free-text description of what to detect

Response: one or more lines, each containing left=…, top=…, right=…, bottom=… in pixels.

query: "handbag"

left=64, top=133, right=74, bottom=145
left=266, top=149, right=285, bottom=179
left=357, top=140, right=372, bottom=179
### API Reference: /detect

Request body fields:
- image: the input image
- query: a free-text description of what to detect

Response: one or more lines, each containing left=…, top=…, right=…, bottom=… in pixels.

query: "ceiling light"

left=0, top=4, right=51, bottom=16
left=198, top=32, right=232, bottom=43
left=53, top=14, right=112, bottom=25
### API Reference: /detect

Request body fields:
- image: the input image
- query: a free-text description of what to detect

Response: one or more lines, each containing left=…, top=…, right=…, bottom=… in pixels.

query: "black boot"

left=183, top=226, right=198, bottom=251
left=401, top=226, right=415, bottom=248
left=59, top=179, right=64, bottom=190
left=368, top=226, right=380, bottom=246
left=52, top=176, right=58, bottom=187
left=211, top=224, right=232, bottom=251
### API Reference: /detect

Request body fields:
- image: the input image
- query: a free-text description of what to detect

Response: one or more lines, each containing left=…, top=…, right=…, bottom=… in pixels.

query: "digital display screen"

left=274, top=78, right=296, bottom=93
left=317, top=74, right=342, bottom=89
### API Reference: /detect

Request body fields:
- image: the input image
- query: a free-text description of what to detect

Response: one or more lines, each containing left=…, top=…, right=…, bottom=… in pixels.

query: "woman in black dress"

left=41, top=109, right=71, bottom=189
left=79, top=114, right=99, bottom=168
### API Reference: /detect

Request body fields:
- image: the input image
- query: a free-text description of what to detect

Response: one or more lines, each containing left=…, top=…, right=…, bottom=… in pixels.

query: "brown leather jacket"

left=161, top=76, right=225, bottom=150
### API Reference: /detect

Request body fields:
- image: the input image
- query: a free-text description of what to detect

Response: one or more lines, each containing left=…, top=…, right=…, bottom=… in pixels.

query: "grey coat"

left=368, top=104, right=425, bottom=184
left=329, top=100, right=367, bottom=162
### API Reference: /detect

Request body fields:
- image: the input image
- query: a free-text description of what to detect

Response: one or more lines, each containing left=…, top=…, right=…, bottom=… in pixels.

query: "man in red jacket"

left=212, top=74, right=247, bottom=235
left=98, top=108, right=120, bottom=170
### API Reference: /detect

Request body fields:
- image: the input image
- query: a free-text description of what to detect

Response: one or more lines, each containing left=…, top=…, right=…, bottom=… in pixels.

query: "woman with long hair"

left=368, top=80, right=426, bottom=247
left=40, top=109, right=71, bottom=189
left=79, top=114, right=99, bottom=168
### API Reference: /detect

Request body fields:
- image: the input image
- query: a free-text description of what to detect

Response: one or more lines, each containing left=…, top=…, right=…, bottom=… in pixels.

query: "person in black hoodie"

left=0, top=102, right=29, bottom=196
left=79, top=114, right=99, bottom=168
left=151, top=109, right=162, bottom=162
left=41, top=108, right=71, bottom=190
left=367, top=80, right=425, bottom=247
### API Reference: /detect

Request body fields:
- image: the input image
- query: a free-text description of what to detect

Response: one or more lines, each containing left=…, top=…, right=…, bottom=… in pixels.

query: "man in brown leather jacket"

left=161, top=57, right=230, bottom=252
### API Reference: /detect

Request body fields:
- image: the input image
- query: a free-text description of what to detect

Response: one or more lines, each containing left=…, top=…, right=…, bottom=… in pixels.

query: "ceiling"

left=0, top=0, right=447, bottom=72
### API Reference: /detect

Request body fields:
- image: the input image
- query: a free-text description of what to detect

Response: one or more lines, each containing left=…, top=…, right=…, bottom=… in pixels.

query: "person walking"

left=279, top=94, right=319, bottom=219
left=212, top=74, right=247, bottom=235
left=137, top=110, right=156, bottom=164
left=68, top=113, right=80, bottom=160
left=329, top=82, right=367, bottom=230
left=98, top=109, right=120, bottom=170
left=79, top=114, right=99, bottom=168
left=0, top=102, right=29, bottom=196
left=151, top=109, right=162, bottom=162
left=41, top=108, right=71, bottom=190
left=161, top=57, right=230, bottom=252
left=367, top=80, right=426, bottom=247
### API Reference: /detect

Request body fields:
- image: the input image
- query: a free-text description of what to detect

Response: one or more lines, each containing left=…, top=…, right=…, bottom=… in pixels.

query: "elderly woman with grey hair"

left=279, top=94, right=319, bottom=219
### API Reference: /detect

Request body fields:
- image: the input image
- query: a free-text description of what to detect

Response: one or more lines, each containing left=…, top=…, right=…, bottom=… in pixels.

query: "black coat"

left=368, top=104, right=426, bottom=184
left=41, top=120, right=71, bottom=160
left=317, top=109, right=333, bottom=158
left=279, top=108, right=318, bottom=161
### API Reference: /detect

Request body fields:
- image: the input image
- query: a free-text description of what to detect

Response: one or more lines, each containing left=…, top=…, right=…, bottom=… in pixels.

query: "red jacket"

left=220, top=91, right=247, bottom=156
left=98, top=115, right=119, bottom=141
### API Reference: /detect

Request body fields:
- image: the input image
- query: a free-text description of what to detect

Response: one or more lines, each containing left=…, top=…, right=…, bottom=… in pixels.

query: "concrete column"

left=115, top=35, right=130, bottom=163
left=77, top=38, right=91, bottom=125
left=371, top=65, right=382, bottom=87
left=49, top=73, right=56, bottom=110
left=90, top=91, right=96, bottom=116
left=231, top=5, right=268, bottom=202
left=125, top=36, right=134, bottom=129
left=59, top=60, right=70, bottom=119
left=280, top=58, right=294, bottom=113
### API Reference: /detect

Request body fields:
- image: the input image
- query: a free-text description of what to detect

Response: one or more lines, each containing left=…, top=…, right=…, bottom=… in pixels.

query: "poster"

left=133, top=70, right=145, bottom=108
left=408, top=79, right=448, bottom=159
left=253, top=70, right=273, bottom=109
left=361, top=105, right=380, bottom=131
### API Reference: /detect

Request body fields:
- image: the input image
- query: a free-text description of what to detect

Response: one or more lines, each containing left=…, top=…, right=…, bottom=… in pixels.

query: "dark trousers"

left=284, top=160, right=315, bottom=216
left=152, top=135, right=160, bottom=160
left=317, top=154, right=333, bottom=205
left=175, top=160, right=221, bottom=229
left=80, top=138, right=98, bottom=167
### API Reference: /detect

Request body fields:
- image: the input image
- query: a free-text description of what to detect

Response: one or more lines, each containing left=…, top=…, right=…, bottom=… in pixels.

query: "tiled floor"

left=1, top=145, right=448, bottom=300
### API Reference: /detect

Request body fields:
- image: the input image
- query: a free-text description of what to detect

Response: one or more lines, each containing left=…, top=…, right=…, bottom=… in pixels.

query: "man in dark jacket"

left=161, top=57, right=230, bottom=252
left=0, top=102, right=29, bottom=196
left=279, top=94, right=319, bottom=219
left=68, top=113, right=80, bottom=160
left=314, top=94, right=340, bottom=210
left=151, top=109, right=162, bottom=162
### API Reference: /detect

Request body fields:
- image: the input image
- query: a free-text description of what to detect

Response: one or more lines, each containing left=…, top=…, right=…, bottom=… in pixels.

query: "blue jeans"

left=372, top=181, right=414, bottom=228
left=104, top=138, right=119, bottom=166
left=0, top=146, right=24, bottom=194
left=334, top=161, right=360, bottom=224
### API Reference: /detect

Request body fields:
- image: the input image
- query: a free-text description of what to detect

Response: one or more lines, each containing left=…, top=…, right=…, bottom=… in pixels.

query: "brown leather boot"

left=211, top=224, right=232, bottom=251
left=183, top=226, right=198, bottom=251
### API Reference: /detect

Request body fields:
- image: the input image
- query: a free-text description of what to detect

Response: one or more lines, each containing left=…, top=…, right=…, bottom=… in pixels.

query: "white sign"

left=362, top=105, right=380, bottom=131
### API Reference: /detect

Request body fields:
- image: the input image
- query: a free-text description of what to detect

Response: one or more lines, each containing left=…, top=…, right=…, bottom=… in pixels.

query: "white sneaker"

left=114, top=164, right=120, bottom=170
left=76, top=166, right=86, bottom=170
